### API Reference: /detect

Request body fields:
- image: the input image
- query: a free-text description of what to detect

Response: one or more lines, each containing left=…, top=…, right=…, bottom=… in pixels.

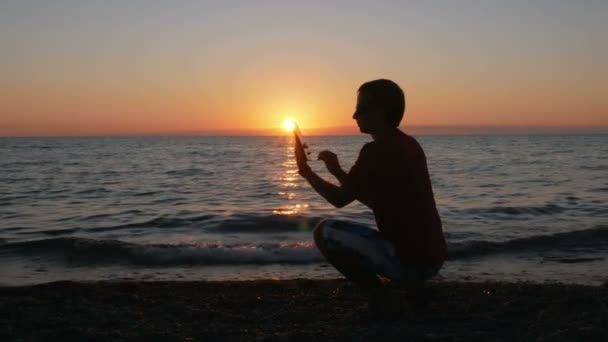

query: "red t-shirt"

left=344, top=129, right=447, bottom=267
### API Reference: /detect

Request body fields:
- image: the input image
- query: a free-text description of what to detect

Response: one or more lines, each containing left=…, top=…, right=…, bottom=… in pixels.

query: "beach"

left=2, top=279, right=607, bottom=341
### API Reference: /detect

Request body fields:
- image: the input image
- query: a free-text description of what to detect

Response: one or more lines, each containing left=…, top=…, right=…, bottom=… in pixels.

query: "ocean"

left=1, top=135, right=606, bottom=286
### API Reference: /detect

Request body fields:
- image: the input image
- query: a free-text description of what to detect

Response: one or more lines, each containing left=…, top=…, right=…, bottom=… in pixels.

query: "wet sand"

left=1, top=279, right=607, bottom=341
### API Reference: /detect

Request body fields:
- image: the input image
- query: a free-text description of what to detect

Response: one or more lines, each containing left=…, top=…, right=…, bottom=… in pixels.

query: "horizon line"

left=1, top=125, right=607, bottom=138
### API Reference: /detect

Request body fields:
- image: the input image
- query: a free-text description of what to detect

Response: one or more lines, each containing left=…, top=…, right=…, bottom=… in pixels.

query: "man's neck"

left=371, top=127, right=400, bottom=141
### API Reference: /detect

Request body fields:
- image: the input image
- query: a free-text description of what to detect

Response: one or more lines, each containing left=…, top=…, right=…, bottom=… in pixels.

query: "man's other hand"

left=318, top=150, right=341, bottom=176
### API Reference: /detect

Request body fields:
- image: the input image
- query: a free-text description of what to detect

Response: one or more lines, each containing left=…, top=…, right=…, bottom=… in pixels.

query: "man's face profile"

left=353, top=92, right=385, bottom=134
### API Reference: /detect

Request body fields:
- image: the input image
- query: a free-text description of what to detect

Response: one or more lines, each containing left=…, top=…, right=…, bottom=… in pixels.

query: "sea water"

left=1, top=135, right=606, bottom=285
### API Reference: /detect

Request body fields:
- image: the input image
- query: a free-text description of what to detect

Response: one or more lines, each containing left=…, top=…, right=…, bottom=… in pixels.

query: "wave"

left=0, top=213, right=326, bottom=238
left=82, top=213, right=322, bottom=233
left=110, top=214, right=218, bottom=229
left=1, top=226, right=606, bottom=266
left=449, top=225, right=608, bottom=259
left=165, top=168, right=211, bottom=176
left=579, top=165, right=608, bottom=171
left=209, top=214, right=320, bottom=233
left=0, top=237, right=322, bottom=266
left=542, top=256, right=604, bottom=264
left=463, top=204, right=568, bottom=216
left=74, top=187, right=111, bottom=195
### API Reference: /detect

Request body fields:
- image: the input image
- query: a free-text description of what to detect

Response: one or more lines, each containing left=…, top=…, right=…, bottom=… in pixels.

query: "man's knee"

left=313, top=219, right=328, bottom=249
left=314, top=218, right=339, bottom=252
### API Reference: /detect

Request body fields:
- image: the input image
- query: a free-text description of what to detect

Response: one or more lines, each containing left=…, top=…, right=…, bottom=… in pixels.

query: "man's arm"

left=294, top=136, right=354, bottom=208
left=316, top=147, right=375, bottom=208
left=299, top=167, right=355, bottom=208
left=332, top=168, right=348, bottom=186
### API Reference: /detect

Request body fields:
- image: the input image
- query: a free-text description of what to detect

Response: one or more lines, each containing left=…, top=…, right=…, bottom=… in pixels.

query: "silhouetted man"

left=294, top=79, right=446, bottom=319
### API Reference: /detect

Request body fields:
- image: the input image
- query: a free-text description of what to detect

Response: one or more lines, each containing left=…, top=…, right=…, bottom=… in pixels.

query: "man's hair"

left=358, top=79, right=405, bottom=127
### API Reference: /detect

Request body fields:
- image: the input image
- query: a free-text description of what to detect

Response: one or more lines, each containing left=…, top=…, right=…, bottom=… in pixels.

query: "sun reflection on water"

left=274, top=137, right=309, bottom=216
left=273, top=203, right=310, bottom=216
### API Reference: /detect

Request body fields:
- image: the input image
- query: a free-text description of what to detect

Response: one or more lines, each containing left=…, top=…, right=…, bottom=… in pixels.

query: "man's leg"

left=313, top=219, right=384, bottom=295
left=313, top=219, right=407, bottom=319
left=396, top=265, right=442, bottom=313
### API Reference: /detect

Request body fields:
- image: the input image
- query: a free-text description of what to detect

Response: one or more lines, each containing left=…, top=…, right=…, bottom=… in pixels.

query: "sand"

left=1, top=279, right=607, bottom=341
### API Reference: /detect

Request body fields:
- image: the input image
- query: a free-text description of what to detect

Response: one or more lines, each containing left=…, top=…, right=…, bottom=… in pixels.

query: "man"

left=294, top=79, right=447, bottom=318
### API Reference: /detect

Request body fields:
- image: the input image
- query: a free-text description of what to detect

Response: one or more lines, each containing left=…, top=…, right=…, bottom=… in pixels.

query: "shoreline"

left=2, top=279, right=607, bottom=341
left=3, top=252, right=607, bottom=287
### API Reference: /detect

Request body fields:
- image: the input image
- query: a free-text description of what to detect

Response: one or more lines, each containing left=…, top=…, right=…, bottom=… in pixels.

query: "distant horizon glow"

left=1, top=1, right=606, bottom=136
left=1, top=124, right=605, bottom=138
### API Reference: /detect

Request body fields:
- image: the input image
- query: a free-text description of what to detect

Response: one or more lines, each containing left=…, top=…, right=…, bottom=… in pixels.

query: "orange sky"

left=1, top=2, right=606, bottom=136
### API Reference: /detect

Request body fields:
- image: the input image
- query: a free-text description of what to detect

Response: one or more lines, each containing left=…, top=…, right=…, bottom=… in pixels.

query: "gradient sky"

left=1, top=0, right=606, bottom=136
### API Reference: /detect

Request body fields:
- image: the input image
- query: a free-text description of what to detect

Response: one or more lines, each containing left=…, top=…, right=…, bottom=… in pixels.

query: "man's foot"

left=406, top=286, right=434, bottom=313
left=368, top=293, right=404, bottom=321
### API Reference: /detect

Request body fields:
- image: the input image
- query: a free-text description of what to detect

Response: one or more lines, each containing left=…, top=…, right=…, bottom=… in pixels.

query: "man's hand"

left=294, top=133, right=312, bottom=178
left=318, top=150, right=341, bottom=176
left=293, top=134, right=354, bottom=208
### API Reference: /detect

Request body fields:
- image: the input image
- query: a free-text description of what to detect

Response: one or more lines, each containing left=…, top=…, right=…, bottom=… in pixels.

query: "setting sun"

left=283, top=118, right=296, bottom=132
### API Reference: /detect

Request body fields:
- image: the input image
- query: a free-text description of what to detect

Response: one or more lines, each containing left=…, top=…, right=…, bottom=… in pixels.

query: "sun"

left=283, top=118, right=296, bottom=132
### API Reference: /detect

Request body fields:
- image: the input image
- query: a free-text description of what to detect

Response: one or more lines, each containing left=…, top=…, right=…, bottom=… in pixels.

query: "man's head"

left=353, top=79, right=405, bottom=134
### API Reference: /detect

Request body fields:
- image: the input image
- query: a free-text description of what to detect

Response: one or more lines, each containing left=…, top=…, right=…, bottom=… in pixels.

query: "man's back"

left=346, top=129, right=447, bottom=267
